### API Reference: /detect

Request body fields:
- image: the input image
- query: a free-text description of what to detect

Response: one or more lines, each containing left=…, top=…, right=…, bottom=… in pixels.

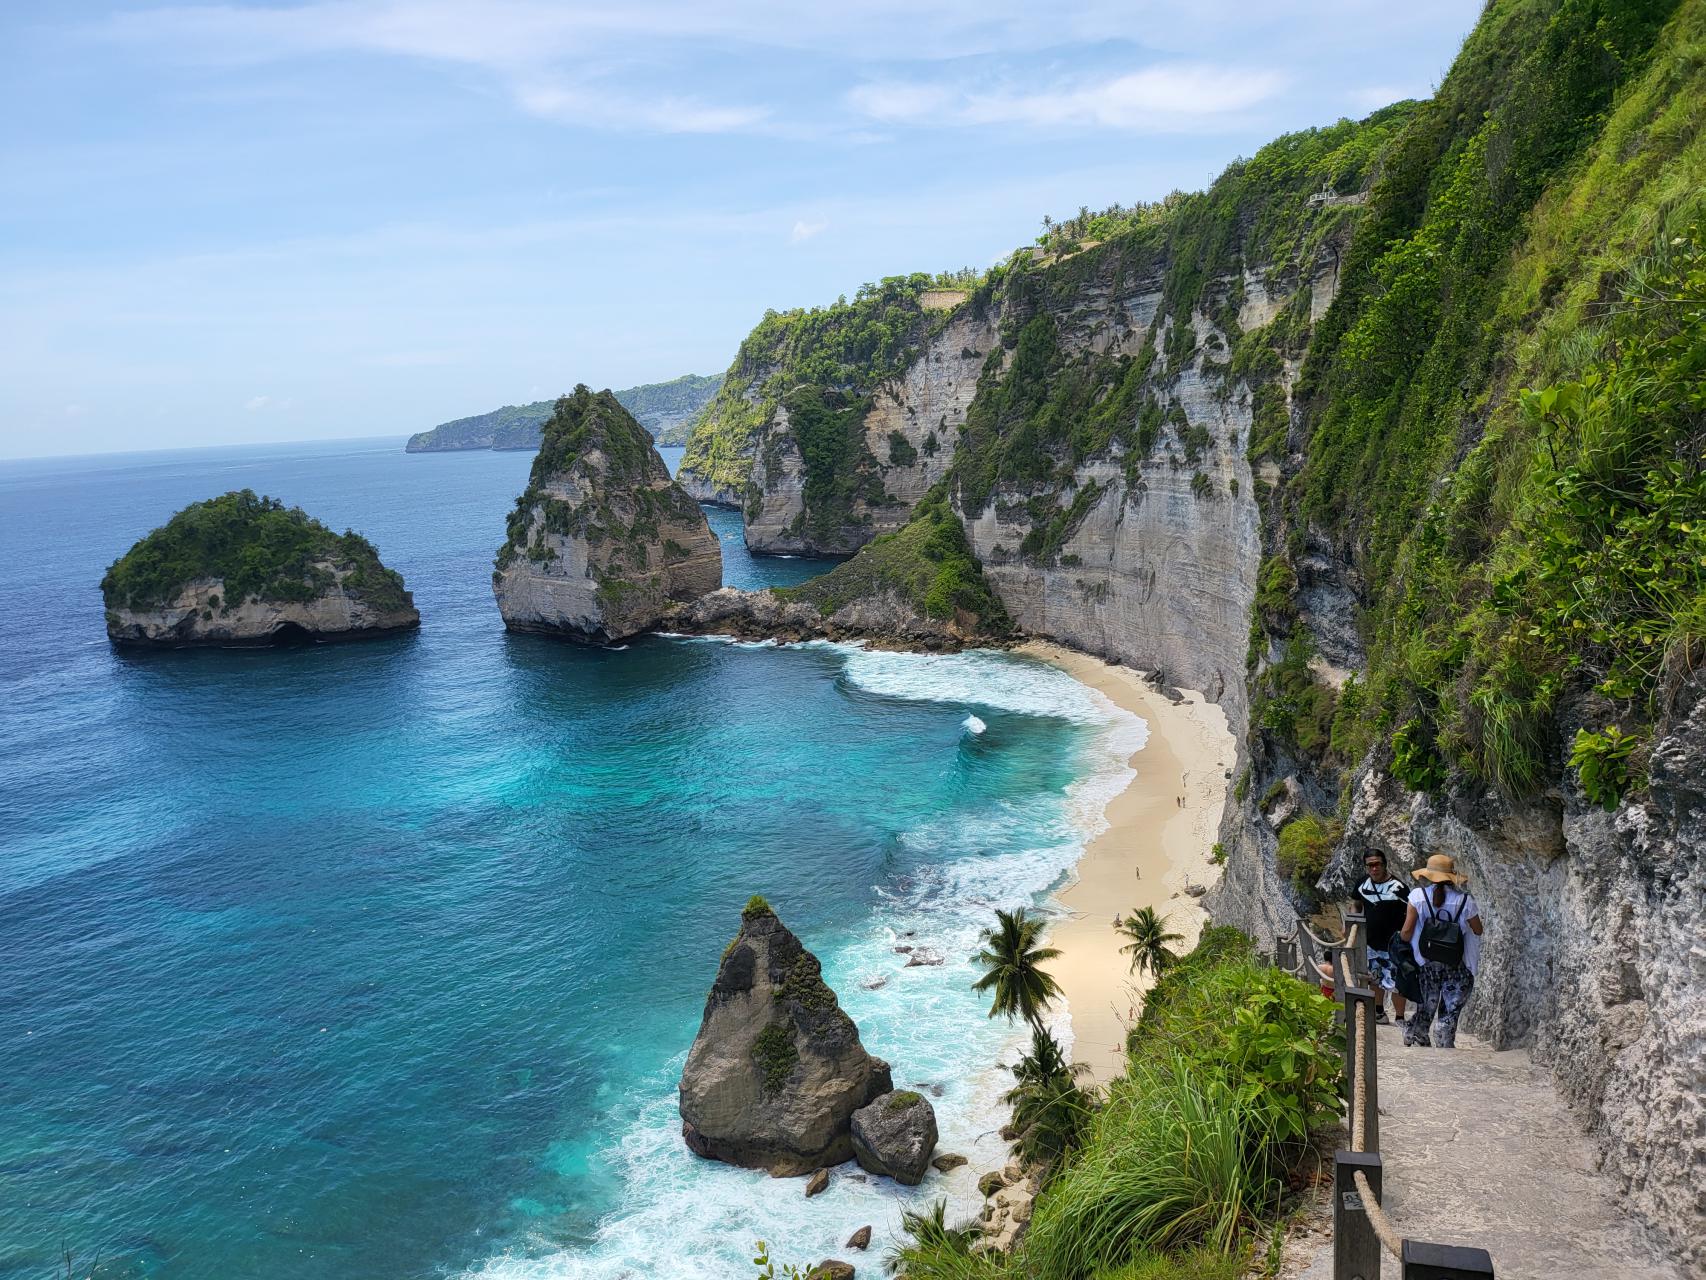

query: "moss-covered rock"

left=679, top=900, right=893, bottom=1176
left=492, top=385, right=721, bottom=642
left=101, top=489, right=418, bottom=647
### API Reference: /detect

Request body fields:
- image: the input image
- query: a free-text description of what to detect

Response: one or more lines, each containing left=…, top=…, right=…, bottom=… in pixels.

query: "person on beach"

left=1354, top=851, right=1410, bottom=1025
left=1398, top=853, right=1484, bottom=1049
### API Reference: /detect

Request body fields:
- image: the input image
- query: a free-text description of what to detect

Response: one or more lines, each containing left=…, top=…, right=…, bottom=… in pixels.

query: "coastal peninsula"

left=101, top=489, right=419, bottom=647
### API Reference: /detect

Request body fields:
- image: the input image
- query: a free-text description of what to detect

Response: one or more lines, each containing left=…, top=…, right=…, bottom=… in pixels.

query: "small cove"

left=0, top=438, right=1139, bottom=1279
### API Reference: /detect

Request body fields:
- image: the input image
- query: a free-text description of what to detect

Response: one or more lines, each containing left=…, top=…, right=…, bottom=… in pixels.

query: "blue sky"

left=0, top=1, right=1481, bottom=459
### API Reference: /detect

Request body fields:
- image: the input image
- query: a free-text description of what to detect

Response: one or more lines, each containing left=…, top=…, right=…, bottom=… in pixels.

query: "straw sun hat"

left=1412, top=853, right=1468, bottom=886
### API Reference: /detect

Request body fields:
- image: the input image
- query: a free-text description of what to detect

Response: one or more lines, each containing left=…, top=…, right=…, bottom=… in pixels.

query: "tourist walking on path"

left=1355, top=851, right=1410, bottom=1025
left=1399, top=853, right=1483, bottom=1048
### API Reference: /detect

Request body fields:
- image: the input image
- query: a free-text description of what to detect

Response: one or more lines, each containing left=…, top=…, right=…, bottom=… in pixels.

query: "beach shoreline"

left=1023, top=642, right=1236, bottom=1085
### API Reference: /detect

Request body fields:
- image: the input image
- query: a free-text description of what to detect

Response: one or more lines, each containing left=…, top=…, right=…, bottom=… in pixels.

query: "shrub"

left=1275, top=814, right=1340, bottom=896
left=1021, top=1057, right=1277, bottom=1275
left=1569, top=725, right=1642, bottom=810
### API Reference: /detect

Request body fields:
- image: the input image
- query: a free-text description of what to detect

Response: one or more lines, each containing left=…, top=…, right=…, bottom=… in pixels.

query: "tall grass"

left=1019, top=1058, right=1281, bottom=1279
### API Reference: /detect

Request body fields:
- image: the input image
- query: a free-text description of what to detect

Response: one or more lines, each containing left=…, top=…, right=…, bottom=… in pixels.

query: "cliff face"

left=102, top=489, right=419, bottom=647
left=1202, top=0, right=1705, bottom=1264
left=107, top=569, right=418, bottom=646
left=491, top=386, right=721, bottom=642
left=678, top=0, right=1704, bottom=1259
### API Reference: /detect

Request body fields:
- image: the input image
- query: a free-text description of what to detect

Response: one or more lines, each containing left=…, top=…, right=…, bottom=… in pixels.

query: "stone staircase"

left=1294, top=1025, right=1690, bottom=1279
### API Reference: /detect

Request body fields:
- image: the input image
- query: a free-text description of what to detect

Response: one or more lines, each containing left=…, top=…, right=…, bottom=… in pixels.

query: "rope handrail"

left=1350, top=998, right=1402, bottom=1259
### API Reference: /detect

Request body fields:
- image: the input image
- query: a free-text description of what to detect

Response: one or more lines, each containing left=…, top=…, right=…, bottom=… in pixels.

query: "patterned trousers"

left=1405, top=962, right=1475, bottom=1048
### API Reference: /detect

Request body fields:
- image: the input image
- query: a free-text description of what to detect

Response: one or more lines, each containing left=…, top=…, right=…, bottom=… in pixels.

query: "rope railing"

left=1325, top=913, right=1495, bottom=1280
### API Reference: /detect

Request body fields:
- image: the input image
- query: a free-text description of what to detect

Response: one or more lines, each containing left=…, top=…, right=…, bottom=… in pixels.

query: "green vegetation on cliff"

left=1247, top=0, right=1704, bottom=809
left=406, top=373, right=721, bottom=452
left=886, top=929, right=1340, bottom=1280
left=774, top=490, right=1011, bottom=635
left=101, top=489, right=410, bottom=613
left=493, top=385, right=698, bottom=578
left=680, top=272, right=967, bottom=514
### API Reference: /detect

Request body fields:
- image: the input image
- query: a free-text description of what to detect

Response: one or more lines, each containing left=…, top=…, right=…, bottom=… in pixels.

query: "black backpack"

left=1419, top=891, right=1467, bottom=966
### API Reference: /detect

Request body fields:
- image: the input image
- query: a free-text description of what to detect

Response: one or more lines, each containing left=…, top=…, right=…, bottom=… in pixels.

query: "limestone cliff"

left=491, top=386, right=721, bottom=642
left=101, top=490, right=418, bottom=647
left=673, top=0, right=1705, bottom=1261
left=1202, top=1, right=1706, bottom=1265
left=679, top=897, right=893, bottom=1176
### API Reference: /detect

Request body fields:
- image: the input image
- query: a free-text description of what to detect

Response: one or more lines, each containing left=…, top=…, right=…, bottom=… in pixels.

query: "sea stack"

left=679, top=897, right=893, bottom=1176
left=491, top=385, right=721, bottom=642
left=101, top=489, right=419, bottom=647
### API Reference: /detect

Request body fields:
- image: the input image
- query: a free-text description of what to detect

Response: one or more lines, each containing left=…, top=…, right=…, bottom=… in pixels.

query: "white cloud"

left=790, top=218, right=830, bottom=245
left=244, top=394, right=271, bottom=410
left=851, top=64, right=1286, bottom=132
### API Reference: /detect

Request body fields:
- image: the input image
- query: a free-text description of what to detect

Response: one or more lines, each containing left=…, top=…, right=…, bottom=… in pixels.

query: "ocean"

left=0, top=438, right=1142, bottom=1279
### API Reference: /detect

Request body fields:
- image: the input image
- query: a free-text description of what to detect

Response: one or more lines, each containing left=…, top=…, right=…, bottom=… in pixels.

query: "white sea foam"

left=463, top=645, right=1143, bottom=1279
left=962, top=714, right=987, bottom=735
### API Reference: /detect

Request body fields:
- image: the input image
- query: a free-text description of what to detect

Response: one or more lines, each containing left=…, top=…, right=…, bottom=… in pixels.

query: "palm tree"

left=972, top=907, right=1062, bottom=1030
left=1116, top=905, right=1183, bottom=979
left=1003, top=1025, right=1093, bottom=1174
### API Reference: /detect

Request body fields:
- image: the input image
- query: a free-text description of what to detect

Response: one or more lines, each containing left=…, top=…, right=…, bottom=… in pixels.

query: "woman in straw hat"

left=1397, top=853, right=1485, bottom=1049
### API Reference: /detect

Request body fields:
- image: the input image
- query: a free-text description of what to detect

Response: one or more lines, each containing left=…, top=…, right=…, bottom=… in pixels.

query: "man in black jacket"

left=1355, top=851, right=1409, bottom=1024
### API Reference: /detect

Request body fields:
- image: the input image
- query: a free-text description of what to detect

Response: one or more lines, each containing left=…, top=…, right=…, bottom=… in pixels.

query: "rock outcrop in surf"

left=101, top=489, right=419, bottom=647
left=678, top=896, right=893, bottom=1176
left=491, top=385, right=721, bottom=642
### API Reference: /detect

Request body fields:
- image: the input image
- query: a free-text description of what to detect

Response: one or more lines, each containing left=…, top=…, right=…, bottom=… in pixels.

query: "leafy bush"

left=1275, top=814, right=1340, bottom=896
left=1569, top=725, right=1643, bottom=810
left=101, top=489, right=410, bottom=614
left=776, top=489, right=1011, bottom=634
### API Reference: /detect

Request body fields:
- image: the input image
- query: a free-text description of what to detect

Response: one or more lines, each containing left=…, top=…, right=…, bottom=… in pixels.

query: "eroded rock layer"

left=492, top=386, right=721, bottom=642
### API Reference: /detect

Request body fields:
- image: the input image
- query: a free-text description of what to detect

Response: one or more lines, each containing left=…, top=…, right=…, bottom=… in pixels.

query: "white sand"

left=1022, top=642, right=1237, bottom=1084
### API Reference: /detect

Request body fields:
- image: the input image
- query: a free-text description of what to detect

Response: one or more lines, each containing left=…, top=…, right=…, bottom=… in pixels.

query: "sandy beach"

left=1023, top=642, right=1237, bottom=1085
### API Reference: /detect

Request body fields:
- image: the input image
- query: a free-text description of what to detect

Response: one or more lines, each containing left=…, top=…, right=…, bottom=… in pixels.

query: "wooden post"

left=1277, top=936, right=1297, bottom=973
left=1342, top=983, right=1380, bottom=1150
left=1345, top=909, right=1369, bottom=988
left=1333, top=1150, right=1383, bottom=1280
left=1400, top=1240, right=1495, bottom=1278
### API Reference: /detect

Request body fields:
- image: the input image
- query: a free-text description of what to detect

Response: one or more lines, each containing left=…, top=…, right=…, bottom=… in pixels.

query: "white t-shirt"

left=1408, top=885, right=1481, bottom=974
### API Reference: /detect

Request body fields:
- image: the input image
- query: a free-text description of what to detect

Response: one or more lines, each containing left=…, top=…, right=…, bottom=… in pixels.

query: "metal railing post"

left=1400, top=1240, right=1495, bottom=1278
left=1333, top=1150, right=1383, bottom=1280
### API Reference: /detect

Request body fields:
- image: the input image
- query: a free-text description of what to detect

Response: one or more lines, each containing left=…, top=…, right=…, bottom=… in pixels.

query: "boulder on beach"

left=678, top=897, right=892, bottom=1176
left=850, top=1090, right=939, bottom=1185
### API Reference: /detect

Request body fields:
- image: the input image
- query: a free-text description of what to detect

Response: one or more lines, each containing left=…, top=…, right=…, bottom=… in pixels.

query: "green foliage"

left=775, top=489, right=1011, bottom=634
left=1021, top=1057, right=1276, bottom=1275
left=1241, top=0, right=1700, bottom=804
left=1275, top=814, right=1340, bottom=897
left=752, top=1022, right=797, bottom=1095
left=1004, top=1026, right=1094, bottom=1175
left=743, top=894, right=774, bottom=918
left=971, top=907, right=1063, bottom=1029
left=1569, top=725, right=1644, bottom=810
left=887, top=1089, right=925, bottom=1112
left=682, top=274, right=943, bottom=499
left=1115, top=906, right=1184, bottom=978
left=101, top=489, right=411, bottom=614
left=888, top=431, right=919, bottom=466
left=885, top=1200, right=1006, bottom=1280
left=1252, top=628, right=1340, bottom=763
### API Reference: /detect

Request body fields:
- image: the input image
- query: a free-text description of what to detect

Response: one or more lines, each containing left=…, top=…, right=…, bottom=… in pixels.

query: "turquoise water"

left=0, top=439, right=1140, bottom=1279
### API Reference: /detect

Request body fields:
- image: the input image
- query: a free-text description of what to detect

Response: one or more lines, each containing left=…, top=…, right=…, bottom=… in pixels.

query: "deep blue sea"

left=0, top=438, right=1141, bottom=1279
